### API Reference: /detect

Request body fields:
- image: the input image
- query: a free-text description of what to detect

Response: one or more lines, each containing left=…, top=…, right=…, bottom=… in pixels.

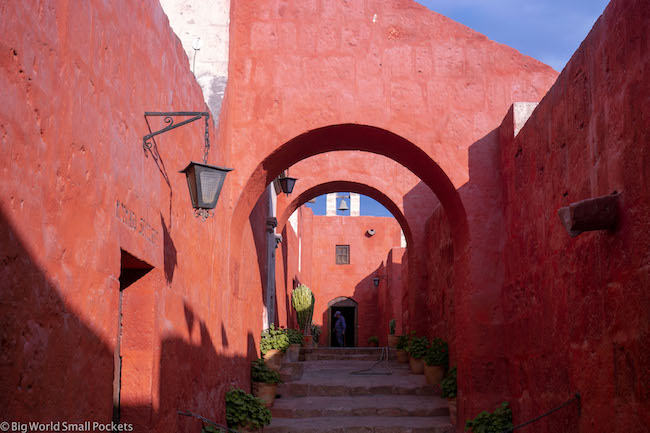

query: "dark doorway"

left=114, top=250, right=153, bottom=427
left=330, top=306, right=355, bottom=347
left=327, top=297, right=358, bottom=347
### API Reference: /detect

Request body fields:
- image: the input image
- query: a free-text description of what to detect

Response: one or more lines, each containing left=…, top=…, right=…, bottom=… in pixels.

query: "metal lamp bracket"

left=143, top=112, right=211, bottom=163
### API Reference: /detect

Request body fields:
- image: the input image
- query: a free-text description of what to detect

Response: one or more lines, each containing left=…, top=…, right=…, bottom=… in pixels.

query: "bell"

left=338, top=198, right=349, bottom=211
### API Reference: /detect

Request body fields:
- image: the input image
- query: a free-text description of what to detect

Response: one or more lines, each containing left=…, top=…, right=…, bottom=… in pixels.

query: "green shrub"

left=286, top=328, right=303, bottom=345
left=225, top=388, right=272, bottom=430
left=465, top=402, right=513, bottom=433
left=368, top=336, right=379, bottom=345
left=291, top=284, right=315, bottom=334
left=406, top=336, right=429, bottom=359
left=396, top=334, right=410, bottom=350
left=441, top=366, right=457, bottom=398
left=424, top=338, right=449, bottom=366
left=251, top=358, right=283, bottom=384
left=260, top=324, right=290, bottom=355
left=389, top=319, right=396, bottom=335
left=310, top=324, right=321, bottom=344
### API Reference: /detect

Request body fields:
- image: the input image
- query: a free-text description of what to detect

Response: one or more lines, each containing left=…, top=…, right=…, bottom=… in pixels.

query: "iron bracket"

left=143, top=111, right=210, bottom=156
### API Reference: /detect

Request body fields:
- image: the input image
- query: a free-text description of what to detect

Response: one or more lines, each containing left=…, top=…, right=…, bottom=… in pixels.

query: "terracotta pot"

left=408, top=356, right=425, bottom=374
left=448, top=397, right=457, bottom=425
left=387, top=335, right=400, bottom=348
left=237, top=424, right=262, bottom=433
left=301, top=334, right=313, bottom=347
left=252, top=382, right=277, bottom=408
left=424, top=364, right=445, bottom=386
left=263, top=349, right=284, bottom=372
left=396, top=349, right=409, bottom=363
left=285, top=343, right=300, bottom=362
left=369, top=341, right=378, bottom=347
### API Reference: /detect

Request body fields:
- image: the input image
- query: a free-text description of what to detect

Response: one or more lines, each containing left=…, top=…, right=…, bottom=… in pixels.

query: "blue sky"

left=305, top=1, right=610, bottom=217
left=414, top=0, right=610, bottom=71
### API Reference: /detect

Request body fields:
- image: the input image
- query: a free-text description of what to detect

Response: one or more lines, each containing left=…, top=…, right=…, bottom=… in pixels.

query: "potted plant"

left=225, top=387, right=272, bottom=433
left=465, top=401, right=513, bottom=433
left=260, top=324, right=289, bottom=372
left=441, top=366, right=457, bottom=425
left=424, top=338, right=448, bottom=386
left=285, top=328, right=303, bottom=362
left=406, top=336, right=428, bottom=374
left=310, top=323, right=321, bottom=347
left=396, top=334, right=410, bottom=363
left=291, top=284, right=315, bottom=346
left=368, top=336, right=379, bottom=347
left=251, top=358, right=283, bottom=407
left=387, top=319, right=399, bottom=348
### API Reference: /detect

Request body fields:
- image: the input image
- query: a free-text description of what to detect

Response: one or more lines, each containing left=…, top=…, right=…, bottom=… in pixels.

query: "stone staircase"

left=267, top=348, right=454, bottom=433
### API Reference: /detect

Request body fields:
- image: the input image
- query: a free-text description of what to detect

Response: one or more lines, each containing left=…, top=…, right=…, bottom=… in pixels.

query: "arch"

left=229, top=123, right=471, bottom=335
left=328, top=296, right=358, bottom=308
left=231, top=123, right=468, bottom=252
left=277, top=181, right=413, bottom=248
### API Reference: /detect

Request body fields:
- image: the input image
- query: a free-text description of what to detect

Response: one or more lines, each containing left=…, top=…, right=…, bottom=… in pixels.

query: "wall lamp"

left=143, top=112, right=233, bottom=221
left=372, top=274, right=388, bottom=287
left=275, top=170, right=297, bottom=195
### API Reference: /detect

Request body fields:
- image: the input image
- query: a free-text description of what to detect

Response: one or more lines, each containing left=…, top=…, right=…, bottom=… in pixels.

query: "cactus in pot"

left=291, top=284, right=315, bottom=338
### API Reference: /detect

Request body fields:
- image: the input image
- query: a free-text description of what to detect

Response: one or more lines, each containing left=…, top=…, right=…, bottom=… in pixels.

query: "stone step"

left=271, top=395, right=450, bottom=418
left=304, top=353, right=383, bottom=361
left=276, top=381, right=436, bottom=397
left=279, top=362, right=304, bottom=382
left=303, top=347, right=387, bottom=356
left=265, top=416, right=454, bottom=433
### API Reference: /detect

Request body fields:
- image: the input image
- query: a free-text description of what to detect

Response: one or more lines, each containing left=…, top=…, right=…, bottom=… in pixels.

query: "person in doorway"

left=334, top=311, right=346, bottom=347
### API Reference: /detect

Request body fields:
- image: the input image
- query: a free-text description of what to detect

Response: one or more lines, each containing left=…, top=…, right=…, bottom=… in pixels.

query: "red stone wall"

left=497, top=1, right=649, bottom=431
left=424, top=206, right=455, bottom=348
left=281, top=214, right=402, bottom=346
left=376, top=247, right=406, bottom=344
left=0, top=1, right=262, bottom=431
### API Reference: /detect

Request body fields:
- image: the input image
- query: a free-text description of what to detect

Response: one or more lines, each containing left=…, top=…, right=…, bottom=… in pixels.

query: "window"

left=335, top=245, right=350, bottom=264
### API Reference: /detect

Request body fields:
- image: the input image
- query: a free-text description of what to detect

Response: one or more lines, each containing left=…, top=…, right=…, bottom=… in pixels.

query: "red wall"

left=0, top=1, right=263, bottom=431
left=424, top=205, right=455, bottom=348
left=280, top=213, right=402, bottom=346
left=496, top=1, right=650, bottom=431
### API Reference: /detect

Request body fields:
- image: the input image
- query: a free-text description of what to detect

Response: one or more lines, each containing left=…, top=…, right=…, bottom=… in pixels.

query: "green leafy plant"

left=368, top=336, right=379, bottom=345
left=201, top=424, right=227, bottom=433
left=396, top=334, right=410, bottom=350
left=465, top=402, right=513, bottom=433
left=286, top=328, right=303, bottom=345
left=251, top=358, right=283, bottom=384
left=310, top=324, right=321, bottom=344
left=389, top=319, right=396, bottom=335
left=424, top=338, right=449, bottom=366
left=405, top=336, right=429, bottom=359
left=441, top=366, right=457, bottom=398
left=291, top=284, right=315, bottom=335
left=225, top=387, right=272, bottom=430
left=260, top=324, right=290, bottom=355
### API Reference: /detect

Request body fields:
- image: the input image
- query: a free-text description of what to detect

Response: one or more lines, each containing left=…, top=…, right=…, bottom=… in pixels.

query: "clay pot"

left=424, top=364, right=445, bottom=386
left=301, top=334, right=313, bottom=347
left=387, top=335, right=400, bottom=348
left=252, top=382, right=277, bottom=408
left=409, top=356, right=425, bottom=374
left=237, top=424, right=262, bottom=433
left=448, top=397, right=457, bottom=425
left=396, top=349, right=409, bottom=363
left=285, top=343, right=300, bottom=362
left=263, top=349, right=284, bottom=372
left=369, top=341, right=379, bottom=347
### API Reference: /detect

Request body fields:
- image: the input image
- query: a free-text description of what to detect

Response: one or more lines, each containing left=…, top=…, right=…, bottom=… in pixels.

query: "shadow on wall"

left=249, top=192, right=269, bottom=315
left=0, top=209, right=253, bottom=433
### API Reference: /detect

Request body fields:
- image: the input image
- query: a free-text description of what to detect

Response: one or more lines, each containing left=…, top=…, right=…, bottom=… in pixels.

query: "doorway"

left=327, top=297, right=358, bottom=347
